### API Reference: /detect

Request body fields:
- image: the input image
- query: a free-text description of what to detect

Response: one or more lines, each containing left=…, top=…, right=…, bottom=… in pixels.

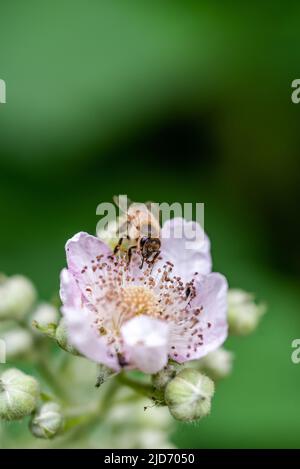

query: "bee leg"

left=127, top=245, right=137, bottom=266
left=139, top=256, right=145, bottom=269
left=114, top=238, right=124, bottom=255
left=149, top=251, right=161, bottom=273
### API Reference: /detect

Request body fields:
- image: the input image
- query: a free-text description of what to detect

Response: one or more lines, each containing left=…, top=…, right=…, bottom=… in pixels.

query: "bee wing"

left=117, top=217, right=130, bottom=238
left=144, top=200, right=155, bottom=209
left=144, top=200, right=160, bottom=224
left=113, top=196, right=156, bottom=215
left=113, top=196, right=160, bottom=238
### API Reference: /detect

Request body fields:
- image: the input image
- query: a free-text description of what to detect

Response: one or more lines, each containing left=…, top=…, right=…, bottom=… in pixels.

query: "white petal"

left=60, top=269, right=119, bottom=370
left=66, top=232, right=112, bottom=277
left=59, top=268, right=81, bottom=309
left=159, top=218, right=212, bottom=282
left=169, top=273, right=228, bottom=362
left=122, top=316, right=169, bottom=374
left=66, top=232, right=112, bottom=291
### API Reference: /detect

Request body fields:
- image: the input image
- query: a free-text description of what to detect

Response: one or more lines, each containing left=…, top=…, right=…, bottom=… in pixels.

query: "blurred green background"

left=1, top=0, right=300, bottom=448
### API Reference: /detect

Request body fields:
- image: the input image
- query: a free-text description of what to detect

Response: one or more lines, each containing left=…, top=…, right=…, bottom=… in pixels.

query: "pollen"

left=121, top=285, right=159, bottom=318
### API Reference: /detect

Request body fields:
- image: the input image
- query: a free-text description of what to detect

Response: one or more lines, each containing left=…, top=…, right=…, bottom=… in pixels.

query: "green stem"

left=56, top=376, right=121, bottom=446
left=52, top=372, right=165, bottom=447
left=35, top=357, right=69, bottom=403
left=116, top=373, right=164, bottom=403
left=17, top=316, right=70, bottom=402
left=116, top=373, right=153, bottom=397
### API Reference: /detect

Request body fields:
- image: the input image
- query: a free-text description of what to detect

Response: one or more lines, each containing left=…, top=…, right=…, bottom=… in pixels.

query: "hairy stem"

left=17, top=316, right=70, bottom=402
left=57, top=376, right=121, bottom=446
left=116, top=373, right=164, bottom=403
left=35, top=356, right=69, bottom=403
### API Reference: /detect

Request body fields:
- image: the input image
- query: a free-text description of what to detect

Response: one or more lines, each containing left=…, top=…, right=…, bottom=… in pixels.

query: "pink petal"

left=122, top=315, right=169, bottom=374
left=65, top=231, right=112, bottom=295
left=159, top=218, right=212, bottom=282
left=169, top=273, right=228, bottom=363
left=59, top=268, right=82, bottom=309
left=66, top=231, right=112, bottom=276
left=60, top=269, right=119, bottom=370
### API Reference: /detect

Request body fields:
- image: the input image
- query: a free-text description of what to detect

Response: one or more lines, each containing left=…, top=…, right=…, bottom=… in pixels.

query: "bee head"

left=140, top=237, right=161, bottom=259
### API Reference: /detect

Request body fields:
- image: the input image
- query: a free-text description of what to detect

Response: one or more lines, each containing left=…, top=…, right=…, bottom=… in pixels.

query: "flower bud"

left=31, top=303, right=58, bottom=330
left=198, top=347, right=234, bottom=380
left=152, top=361, right=182, bottom=391
left=55, top=318, right=79, bottom=355
left=0, top=275, right=36, bottom=320
left=0, top=368, right=39, bottom=420
left=30, top=402, right=63, bottom=439
left=0, top=327, right=33, bottom=359
left=228, top=289, right=266, bottom=335
left=164, top=368, right=214, bottom=422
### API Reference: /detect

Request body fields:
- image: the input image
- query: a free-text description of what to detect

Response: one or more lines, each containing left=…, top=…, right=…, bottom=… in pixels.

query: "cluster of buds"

left=0, top=273, right=64, bottom=438
left=0, top=367, right=63, bottom=439
left=0, top=274, right=61, bottom=361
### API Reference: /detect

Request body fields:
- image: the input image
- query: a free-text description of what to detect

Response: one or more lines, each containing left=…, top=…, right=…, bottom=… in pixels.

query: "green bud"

left=165, top=368, right=214, bottom=422
left=0, top=275, right=36, bottom=320
left=198, top=347, right=234, bottom=380
left=32, top=320, right=57, bottom=339
left=0, top=327, right=33, bottom=359
left=152, top=361, right=182, bottom=391
left=31, top=303, right=58, bottom=330
left=0, top=368, right=39, bottom=420
left=30, top=402, right=64, bottom=439
left=55, top=318, right=79, bottom=355
left=228, top=289, right=266, bottom=335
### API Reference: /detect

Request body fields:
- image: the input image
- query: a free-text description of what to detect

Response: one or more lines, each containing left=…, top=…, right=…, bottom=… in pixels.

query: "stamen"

left=82, top=252, right=204, bottom=362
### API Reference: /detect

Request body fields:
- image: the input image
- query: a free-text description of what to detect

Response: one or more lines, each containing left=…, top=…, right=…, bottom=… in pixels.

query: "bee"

left=113, top=196, right=161, bottom=268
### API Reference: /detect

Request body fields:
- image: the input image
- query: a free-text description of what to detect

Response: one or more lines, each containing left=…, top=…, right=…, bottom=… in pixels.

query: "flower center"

left=120, top=285, right=158, bottom=319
